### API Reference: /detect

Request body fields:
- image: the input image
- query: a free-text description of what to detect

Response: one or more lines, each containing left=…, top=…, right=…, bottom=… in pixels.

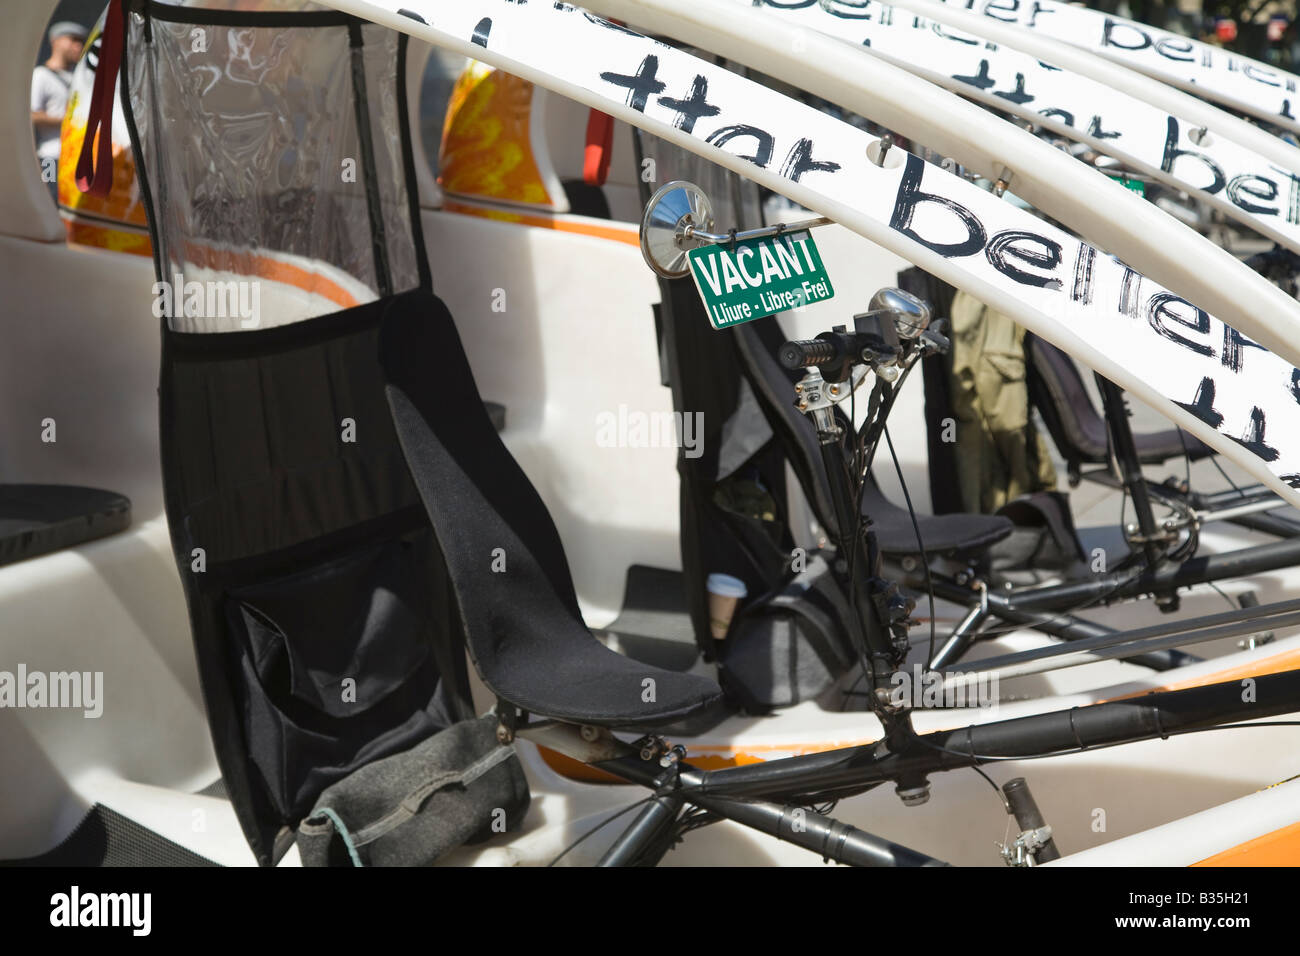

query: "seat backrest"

left=732, top=318, right=843, bottom=539
left=378, top=290, right=586, bottom=636
left=1024, top=333, right=1111, bottom=466
left=123, top=6, right=456, bottom=865
left=379, top=291, right=723, bottom=729
left=159, top=298, right=474, bottom=866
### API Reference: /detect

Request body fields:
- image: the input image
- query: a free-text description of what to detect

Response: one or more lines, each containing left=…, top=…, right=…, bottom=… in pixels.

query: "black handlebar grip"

left=780, top=338, right=838, bottom=369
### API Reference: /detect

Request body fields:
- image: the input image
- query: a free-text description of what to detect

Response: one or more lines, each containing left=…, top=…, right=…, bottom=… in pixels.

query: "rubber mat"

left=0, top=485, right=131, bottom=568
left=1, top=805, right=218, bottom=867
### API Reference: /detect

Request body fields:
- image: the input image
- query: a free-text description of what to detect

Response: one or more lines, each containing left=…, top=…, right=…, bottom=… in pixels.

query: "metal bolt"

left=579, top=725, right=600, bottom=742
left=659, top=745, right=686, bottom=768
left=872, top=134, right=893, bottom=167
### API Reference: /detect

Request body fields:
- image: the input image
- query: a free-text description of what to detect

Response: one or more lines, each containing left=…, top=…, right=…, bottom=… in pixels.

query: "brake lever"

left=918, top=328, right=950, bottom=357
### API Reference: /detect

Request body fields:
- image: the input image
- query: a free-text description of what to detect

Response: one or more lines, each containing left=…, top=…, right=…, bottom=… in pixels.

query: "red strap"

left=583, top=109, right=614, bottom=187
left=76, top=0, right=124, bottom=197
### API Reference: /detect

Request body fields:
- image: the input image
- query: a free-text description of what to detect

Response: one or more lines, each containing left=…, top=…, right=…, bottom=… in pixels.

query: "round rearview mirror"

left=640, top=180, right=714, bottom=279
left=868, top=288, right=932, bottom=340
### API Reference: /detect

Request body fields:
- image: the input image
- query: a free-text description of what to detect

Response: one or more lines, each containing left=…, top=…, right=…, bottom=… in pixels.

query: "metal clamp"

left=999, top=824, right=1054, bottom=867
left=794, top=366, right=869, bottom=412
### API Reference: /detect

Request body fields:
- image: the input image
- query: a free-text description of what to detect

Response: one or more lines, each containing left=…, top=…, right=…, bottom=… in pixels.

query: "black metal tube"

left=818, top=432, right=896, bottom=686
left=1137, top=534, right=1300, bottom=591
left=998, top=536, right=1300, bottom=612
left=928, top=602, right=987, bottom=669
left=597, top=793, right=684, bottom=867
left=591, top=755, right=947, bottom=866
left=998, top=574, right=1125, bottom=611
left=684, top=792, right=948, bottom=867
left=943, top=597, right=1300, bottom=680
left=927, top=576, right=1195, bottom=670
left=692, top=668, right=1300, bottom=798
left=1097, top=376, right=1165, bottom=576
left=1191, top=485, right=1273, bottom=509
left=929, top=577, right=1114, bottom=641
left=1228, top=511, right=1300, bottom=537
left=1002, top=777, right=1060, bottom=863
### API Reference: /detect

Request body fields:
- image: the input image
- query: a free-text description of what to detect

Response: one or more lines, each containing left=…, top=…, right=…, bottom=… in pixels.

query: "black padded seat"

left=0, top=485, right=131, bottom=567
left=859, top=477, right=1011, bottom=557
left=1026, top=334, right=1214, bottom=466
left=734, top=319, right=1012, bottom=556
left=380, top=292, right=722, bottom=729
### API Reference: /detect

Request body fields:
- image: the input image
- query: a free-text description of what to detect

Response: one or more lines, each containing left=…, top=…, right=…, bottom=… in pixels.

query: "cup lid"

left=706, top=573, right=748, bottom=599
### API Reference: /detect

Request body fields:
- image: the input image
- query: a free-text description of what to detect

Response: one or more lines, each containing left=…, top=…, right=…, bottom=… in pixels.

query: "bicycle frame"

left=521, top=666, right=1300, bottom=866
left=512, top=315, right=1300, bottom=867
left=919, top=370, right=1300, bottom=669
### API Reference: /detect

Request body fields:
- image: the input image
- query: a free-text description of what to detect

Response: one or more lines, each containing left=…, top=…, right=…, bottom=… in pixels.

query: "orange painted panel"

left=1193, top=819, right=1300, bottom=866
left=440, top=63, right=552, bottom=207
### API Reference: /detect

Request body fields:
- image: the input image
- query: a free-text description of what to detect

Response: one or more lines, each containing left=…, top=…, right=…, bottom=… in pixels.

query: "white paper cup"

left=706, top=573, right=748, bottom=640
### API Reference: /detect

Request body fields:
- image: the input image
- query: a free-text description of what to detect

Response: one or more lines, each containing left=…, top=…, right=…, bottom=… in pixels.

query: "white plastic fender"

left=721, top=0, right=1300, bottom=256
left=592, top=0, right=1300, bottom=372
left=925, top=0, right=1300, bottom=136
left=318, top=0, right=1300, bottom=508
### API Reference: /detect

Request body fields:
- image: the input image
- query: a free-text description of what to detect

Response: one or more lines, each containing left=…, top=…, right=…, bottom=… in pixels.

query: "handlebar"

left=779, top=338, right=841, bottom=369
left=780, top=323, right=948, bottom=373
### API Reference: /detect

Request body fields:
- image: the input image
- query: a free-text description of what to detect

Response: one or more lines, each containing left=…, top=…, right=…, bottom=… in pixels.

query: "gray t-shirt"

left=32, top=65, right=72, bottom=163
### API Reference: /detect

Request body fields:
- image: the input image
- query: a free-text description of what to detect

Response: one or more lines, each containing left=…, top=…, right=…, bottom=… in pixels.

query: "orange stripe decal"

left=178, top=240, right=361, bottom=311
left=1100, top=650, right=1300, bottom=703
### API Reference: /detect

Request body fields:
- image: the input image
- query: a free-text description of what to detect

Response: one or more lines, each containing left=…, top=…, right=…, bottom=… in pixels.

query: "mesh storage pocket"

left=224, top=533, right=451, bottom=819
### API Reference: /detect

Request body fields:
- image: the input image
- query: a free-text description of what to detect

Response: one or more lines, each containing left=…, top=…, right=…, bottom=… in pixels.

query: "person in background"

left=946, top=290, right=1058, bottom=515
left=31, top=21, right=88, bottom=200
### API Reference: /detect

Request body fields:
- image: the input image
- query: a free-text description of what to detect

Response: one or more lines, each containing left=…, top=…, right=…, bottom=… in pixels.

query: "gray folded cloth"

left=297, top=714, right=530, bottom=866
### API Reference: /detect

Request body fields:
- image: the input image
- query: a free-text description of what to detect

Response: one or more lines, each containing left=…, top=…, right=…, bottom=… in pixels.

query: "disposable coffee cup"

left=706, top=573, right=748, bottom=640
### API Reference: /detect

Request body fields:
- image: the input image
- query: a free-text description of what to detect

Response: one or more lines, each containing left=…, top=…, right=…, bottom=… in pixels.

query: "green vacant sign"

left=687, top=230, right=835, bottom=330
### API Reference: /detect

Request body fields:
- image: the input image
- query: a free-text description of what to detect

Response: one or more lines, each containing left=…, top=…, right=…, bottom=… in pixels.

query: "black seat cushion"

left=859, top=477, right=1012, bottom=557
left=379, top=291, right=721, bottom=728
left=1026, top=334, right=1214, bottom=465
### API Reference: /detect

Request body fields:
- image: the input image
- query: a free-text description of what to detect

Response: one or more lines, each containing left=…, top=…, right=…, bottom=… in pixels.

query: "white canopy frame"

left=318, top=0, right=1300, bottom=508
